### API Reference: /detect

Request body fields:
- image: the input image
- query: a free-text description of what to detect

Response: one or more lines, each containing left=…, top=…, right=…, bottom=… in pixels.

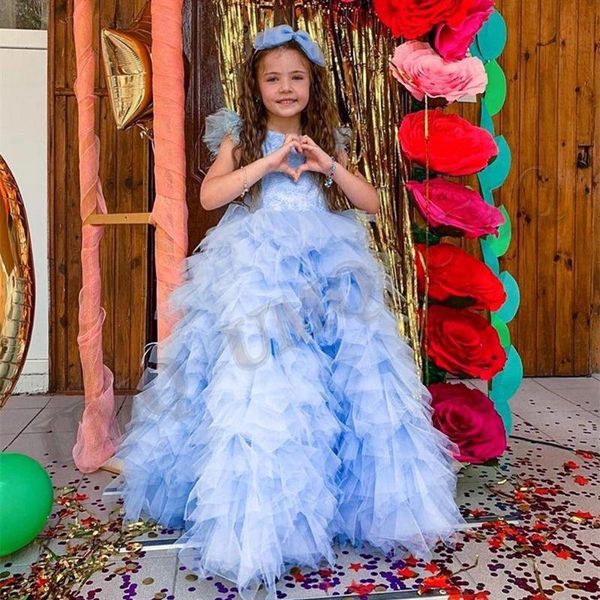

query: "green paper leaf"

left=478, top=135, right=511, bottom=191
left=412, top=225, right=441, bottom=245
left=483, top=60, right=507, bottom=116
left=478, top=457, right=501, bottom=468
left=494, top=270, right=520, bottom=323
left=477, top=11, right=507, bottom=61
left=490, top=345, right=523, bottom=433
left=411, top=166, right=429, bottom=182
left=423, top=357, right=447, bottom=386
left=480, top=186, right=495, bottom=206
left=480, top=102, right=496, bottom=136
left=480, top=238, right=500, bottom=275
left=486, top=205, right=511, bottom=257
left=470, top=39, right=484, bottom=61
left=491, top=313, right=511, bottom=348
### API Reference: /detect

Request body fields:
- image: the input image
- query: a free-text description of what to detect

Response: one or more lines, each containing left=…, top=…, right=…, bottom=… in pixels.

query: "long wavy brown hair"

left=235, top=39, right=345, bottom=209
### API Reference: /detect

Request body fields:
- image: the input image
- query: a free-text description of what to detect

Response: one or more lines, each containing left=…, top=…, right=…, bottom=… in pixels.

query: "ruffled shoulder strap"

left=202, top=107, right=243, bottom=159
left=334, top=125, right=353, bottom=153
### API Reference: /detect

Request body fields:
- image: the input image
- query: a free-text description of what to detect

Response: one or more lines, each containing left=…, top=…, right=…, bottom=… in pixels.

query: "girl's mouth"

left=277, top=99, right=296, bottom=105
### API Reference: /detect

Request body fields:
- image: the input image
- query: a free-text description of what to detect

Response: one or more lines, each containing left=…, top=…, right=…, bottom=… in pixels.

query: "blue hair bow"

left=253, top=25, right=325, bottom=67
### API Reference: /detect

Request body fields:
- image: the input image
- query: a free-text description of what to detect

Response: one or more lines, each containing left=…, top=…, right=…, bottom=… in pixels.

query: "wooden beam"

left=83, top=212, right=154, bottom=226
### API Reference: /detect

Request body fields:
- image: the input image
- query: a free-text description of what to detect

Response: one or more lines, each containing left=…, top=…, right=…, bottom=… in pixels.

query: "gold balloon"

left=101, top=1, right=153, bottom=130
left=0, top=155, right=35, bottom=409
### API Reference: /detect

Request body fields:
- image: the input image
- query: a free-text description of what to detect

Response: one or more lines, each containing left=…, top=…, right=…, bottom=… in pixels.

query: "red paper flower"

left=429, top=382, right=508, bottom=463
left=425, top=305, right=506, bottom=379
left=434, top=0, right=495, bottom=61
left=415, top=243, right=506, bottom=310
left=406, top=178, right=504, bottom=238
left=373, top=0, right=472, bottom=39
left=399, top=109, right=498, bottom=175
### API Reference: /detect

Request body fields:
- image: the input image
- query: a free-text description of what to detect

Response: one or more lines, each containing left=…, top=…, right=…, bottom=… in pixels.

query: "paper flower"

left=406, top=178, right=504, bottom=238
left=373, top=0, right=472, bottom=39
left=429, top=382, right=507, bottom=463
left=425, top=305, right=506, bottom=380
left=415, top=243, right=506, bottom=310
left=434, top=0, right=495, bottom=61
left=390, top=41, right=487, bottom=103
left=398, top=109, right=498, bottom=175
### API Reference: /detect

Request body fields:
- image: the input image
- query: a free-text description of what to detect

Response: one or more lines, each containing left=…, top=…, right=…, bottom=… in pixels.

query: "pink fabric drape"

left=150, top=0, right=188, bottom=342
left=72, top=0, right=187, bottom=472
left=72, top=0, right=119, bottom=473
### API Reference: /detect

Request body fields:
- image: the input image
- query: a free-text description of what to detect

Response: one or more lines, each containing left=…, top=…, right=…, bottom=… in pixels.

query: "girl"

left=115, top=24, right=466, bottom=600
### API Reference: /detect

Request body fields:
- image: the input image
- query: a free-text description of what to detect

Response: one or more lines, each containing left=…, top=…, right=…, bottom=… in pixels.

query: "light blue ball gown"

left=114, top=107, right=466, bottom=600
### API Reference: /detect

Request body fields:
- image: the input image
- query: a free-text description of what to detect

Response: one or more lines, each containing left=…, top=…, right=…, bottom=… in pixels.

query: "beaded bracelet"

left=241, top=165, right=249, bottom=197
left=324, top=156, right=336, bottom=188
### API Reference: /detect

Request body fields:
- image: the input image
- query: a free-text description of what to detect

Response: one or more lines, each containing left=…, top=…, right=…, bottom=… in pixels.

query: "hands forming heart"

left=268, top=133, right=332, bottom=183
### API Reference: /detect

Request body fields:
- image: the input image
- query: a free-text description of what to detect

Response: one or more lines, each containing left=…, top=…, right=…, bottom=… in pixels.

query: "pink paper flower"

left=406, top=178, right=504, bottom=238
left=434, top=0, right=495, bottom=61
left=429, top=382, right=507, bottom=464
left=390, top=41, right=487, bottom=103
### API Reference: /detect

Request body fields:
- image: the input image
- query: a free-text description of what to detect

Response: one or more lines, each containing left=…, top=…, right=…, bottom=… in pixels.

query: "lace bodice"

left=203, top=108, right=352, bottom=214
left=243, top=130, right=326, bottom=212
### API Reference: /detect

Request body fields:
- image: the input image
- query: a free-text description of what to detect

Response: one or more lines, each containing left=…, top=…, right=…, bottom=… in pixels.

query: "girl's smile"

left=257, top=47, right=311, bottom=131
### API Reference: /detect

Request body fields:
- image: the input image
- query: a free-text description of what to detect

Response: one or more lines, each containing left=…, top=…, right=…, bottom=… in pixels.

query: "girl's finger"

left=288, top=140, right=303, bottom=154
left=283, top=165, right=298, bottom=180
left=295, top=163, right=310, bottom=178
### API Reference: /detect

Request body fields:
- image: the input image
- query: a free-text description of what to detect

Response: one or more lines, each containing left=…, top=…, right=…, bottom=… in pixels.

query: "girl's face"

left=256, top=47, right=311, bottom=121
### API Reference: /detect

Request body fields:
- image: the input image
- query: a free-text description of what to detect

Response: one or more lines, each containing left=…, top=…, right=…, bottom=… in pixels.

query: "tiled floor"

left=1, top=376, right=599, bottom=599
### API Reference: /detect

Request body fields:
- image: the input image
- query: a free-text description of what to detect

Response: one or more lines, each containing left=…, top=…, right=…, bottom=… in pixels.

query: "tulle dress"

left=114, top=107, right=467, bottom=600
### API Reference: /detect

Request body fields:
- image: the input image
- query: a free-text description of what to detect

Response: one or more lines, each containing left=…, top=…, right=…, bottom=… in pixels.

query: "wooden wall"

left=48, top=0, right=599, bottom=392
left=48, top=0, right=151, bottom=392
left=494, top=0, right=599, bottom=375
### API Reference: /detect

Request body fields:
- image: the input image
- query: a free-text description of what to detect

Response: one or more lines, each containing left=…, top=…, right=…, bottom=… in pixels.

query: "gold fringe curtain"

left=211, top=0, right=421, bottom=373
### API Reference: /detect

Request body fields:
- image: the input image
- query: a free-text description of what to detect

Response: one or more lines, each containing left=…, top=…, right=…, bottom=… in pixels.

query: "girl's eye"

left=266, top=76, right=304, bottom=82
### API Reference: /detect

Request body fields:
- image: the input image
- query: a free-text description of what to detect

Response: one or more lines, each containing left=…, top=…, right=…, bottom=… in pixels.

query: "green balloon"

left=0, top=453, right=53, bottom=556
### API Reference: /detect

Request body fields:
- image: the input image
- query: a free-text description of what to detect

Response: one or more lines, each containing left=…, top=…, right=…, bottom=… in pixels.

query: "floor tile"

left=0, top=408, right=44, bottom=434
left=72, top=555, right=178, bottom=600
left=24, top=402, right=84, bottom=433
left=0, top=432, right=18, bottom=450
left=3, top=379, right=599, bottom=600
left=3, top=394, right=50, bottom=409
left=5, top=430, right=76, bottom=465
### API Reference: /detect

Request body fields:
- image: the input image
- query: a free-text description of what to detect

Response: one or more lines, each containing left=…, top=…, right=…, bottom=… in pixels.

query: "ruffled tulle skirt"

left=114, top=202, right=466, bottom=599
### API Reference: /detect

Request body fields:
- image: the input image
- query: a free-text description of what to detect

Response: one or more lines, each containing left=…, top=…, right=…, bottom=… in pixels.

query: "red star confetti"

left=396, top=566, right=417, bottom=578
left=570, top=510, right=593, bottom=521
left=289, top=567, right=305, bottom=582
left=552, top=547, right=572, bottom=560
left=573, top=475, right=590, bottom=486
left=424, top=561, right=441, bottom=573
left=349, top=562, right=363, bottom=572
left=404, top=554, right=419, bottom=566
left=419, top=574, right=452, bottom=592
left=347, top=580, right=377, bottom=596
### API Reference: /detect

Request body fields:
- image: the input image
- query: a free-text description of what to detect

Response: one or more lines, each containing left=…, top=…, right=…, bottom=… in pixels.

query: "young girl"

left=115, top=24, right=466, bottom=600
